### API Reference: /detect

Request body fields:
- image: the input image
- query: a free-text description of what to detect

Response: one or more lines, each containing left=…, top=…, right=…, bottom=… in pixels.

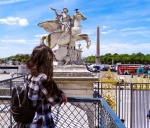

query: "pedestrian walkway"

left=0, top=74, right=12, bottom=80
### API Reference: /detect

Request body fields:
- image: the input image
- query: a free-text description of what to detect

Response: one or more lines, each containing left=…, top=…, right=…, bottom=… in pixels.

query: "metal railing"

left=0, top=74, right=125, bottom=128
left=0, top=74, right=27, bottom=96
left=95, top=81, right=150, bottom=128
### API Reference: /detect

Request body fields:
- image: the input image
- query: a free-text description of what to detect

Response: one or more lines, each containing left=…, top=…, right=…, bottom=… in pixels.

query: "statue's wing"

left=38, top=20, right=61, bottom=33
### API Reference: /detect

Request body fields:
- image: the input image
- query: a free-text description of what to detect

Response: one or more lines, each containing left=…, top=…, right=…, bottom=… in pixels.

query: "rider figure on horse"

left=72, top=9, right=85, bottom=27
left=50, top=7, right=71, bottom=42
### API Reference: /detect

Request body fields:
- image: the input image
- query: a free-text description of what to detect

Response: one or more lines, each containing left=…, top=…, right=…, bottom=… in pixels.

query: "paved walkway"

left=0, top=73, right=20, bottom=81
left=0, top=74, right=13, bottom=81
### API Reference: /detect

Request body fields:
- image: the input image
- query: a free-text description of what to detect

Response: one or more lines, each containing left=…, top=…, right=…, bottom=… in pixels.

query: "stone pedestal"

left=53, top=65, right=97, bottom=98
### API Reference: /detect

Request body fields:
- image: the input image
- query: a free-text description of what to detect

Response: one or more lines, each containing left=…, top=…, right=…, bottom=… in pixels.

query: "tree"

left=90, top=56, right=95, bottom=63
left=83, top=52, right=150, bottom=64
left=16, top=57, right=22, bottom=62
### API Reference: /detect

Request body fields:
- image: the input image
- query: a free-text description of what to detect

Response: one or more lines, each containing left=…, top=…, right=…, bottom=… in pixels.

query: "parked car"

left=101, top=67, right=109, bottom=71
left=85, top=64, right=101, bottom=72
left=110, top=65, right=117, bottom=72
left=110, top=68, right=117, bottom=72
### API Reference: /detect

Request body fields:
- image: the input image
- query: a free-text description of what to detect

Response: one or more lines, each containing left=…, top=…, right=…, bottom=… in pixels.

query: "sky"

left=0, top=0, right=150, bottom=58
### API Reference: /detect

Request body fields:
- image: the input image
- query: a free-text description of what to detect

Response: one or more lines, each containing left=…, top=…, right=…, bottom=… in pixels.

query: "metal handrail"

left=0, top=74, right=28, bottom=83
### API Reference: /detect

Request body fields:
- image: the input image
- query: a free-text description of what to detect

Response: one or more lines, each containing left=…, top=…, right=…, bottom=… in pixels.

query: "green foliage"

left=83, top=53, right=150, bottom=64
left=3, top=54, right=30, bottom=64
left=83, top=55, right=95, bottom=63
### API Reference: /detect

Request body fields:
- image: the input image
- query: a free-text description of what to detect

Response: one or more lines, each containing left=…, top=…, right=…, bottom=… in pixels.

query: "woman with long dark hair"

left=16, top=45, right=67, bottom=128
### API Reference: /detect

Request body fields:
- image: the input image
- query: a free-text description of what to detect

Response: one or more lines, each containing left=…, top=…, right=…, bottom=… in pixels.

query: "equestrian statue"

left=38, top=7, right=91, bottom=65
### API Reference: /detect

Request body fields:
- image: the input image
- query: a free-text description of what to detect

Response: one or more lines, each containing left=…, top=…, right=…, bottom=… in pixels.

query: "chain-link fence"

left=0, top=96, right=12, bottom=127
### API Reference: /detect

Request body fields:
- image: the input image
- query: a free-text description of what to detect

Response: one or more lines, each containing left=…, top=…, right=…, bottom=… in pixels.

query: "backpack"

left=10, top=80, right=36, bottom=123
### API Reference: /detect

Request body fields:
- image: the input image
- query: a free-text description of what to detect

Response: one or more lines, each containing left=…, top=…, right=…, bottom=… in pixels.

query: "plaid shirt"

left=27, top=73, right=63, bottom=128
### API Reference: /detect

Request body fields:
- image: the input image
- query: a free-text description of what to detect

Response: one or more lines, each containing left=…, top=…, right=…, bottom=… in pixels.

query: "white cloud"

left=101, top=29, right=116, bottom=35
left=101, top=26, right=108, bottom=29
left=0, top=17, right=29, bottom=26
left=100, top=42, right=150, bottom=55
left=80, top=41, right=150, bottom=57
left=0, top=0, right=26, bottom=4
left=120, top=27, right=145, bottom=32
left=120, top=30, right=150, bottom=37
left=18, top=19, right=29, bottom=26
left=35, top=34, right=47, bottom=38
left=0, top=47, right=8, bottom=49
left=1, top=39, right=26, bottom=43
left=0, top=17, right=18, bottom=25
left=82, top=29, right=96, bottom=36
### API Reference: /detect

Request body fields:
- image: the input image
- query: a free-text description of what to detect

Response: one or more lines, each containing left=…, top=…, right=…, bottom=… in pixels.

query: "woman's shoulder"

left=28, top=73, right=47, bottom=89
left=30, top=73, right=47, bottom=82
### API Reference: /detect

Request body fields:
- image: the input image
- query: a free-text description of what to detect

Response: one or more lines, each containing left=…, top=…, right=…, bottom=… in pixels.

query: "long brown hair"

left=26, top=45, right=59, bottom=94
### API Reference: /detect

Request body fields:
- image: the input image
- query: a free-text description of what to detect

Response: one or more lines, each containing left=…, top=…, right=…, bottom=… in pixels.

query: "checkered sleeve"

left=39, top=83, right=63, bottom=107
left=39, top=75, right=63, bottom=107
left=53, top=81, right=64, bottom=94
left=47, top=94, right=62, bottom=107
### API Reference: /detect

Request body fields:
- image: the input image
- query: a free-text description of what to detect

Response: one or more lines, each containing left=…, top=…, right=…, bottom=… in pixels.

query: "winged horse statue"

left=38, top=12, right=91, bottom=49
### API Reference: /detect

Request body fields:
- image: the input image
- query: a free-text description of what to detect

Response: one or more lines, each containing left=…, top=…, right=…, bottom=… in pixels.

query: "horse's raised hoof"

left=88, top=40, right=91, bottom=46
left=86, top=41, right=91, bottom=49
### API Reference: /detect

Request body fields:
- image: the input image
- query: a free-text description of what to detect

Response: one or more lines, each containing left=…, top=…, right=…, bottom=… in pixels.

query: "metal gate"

left=95, top=70, right=150, bottom=128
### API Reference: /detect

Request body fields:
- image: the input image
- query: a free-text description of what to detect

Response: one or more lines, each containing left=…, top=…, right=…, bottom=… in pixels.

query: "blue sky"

left=0, top=0, right=150, bottom=58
